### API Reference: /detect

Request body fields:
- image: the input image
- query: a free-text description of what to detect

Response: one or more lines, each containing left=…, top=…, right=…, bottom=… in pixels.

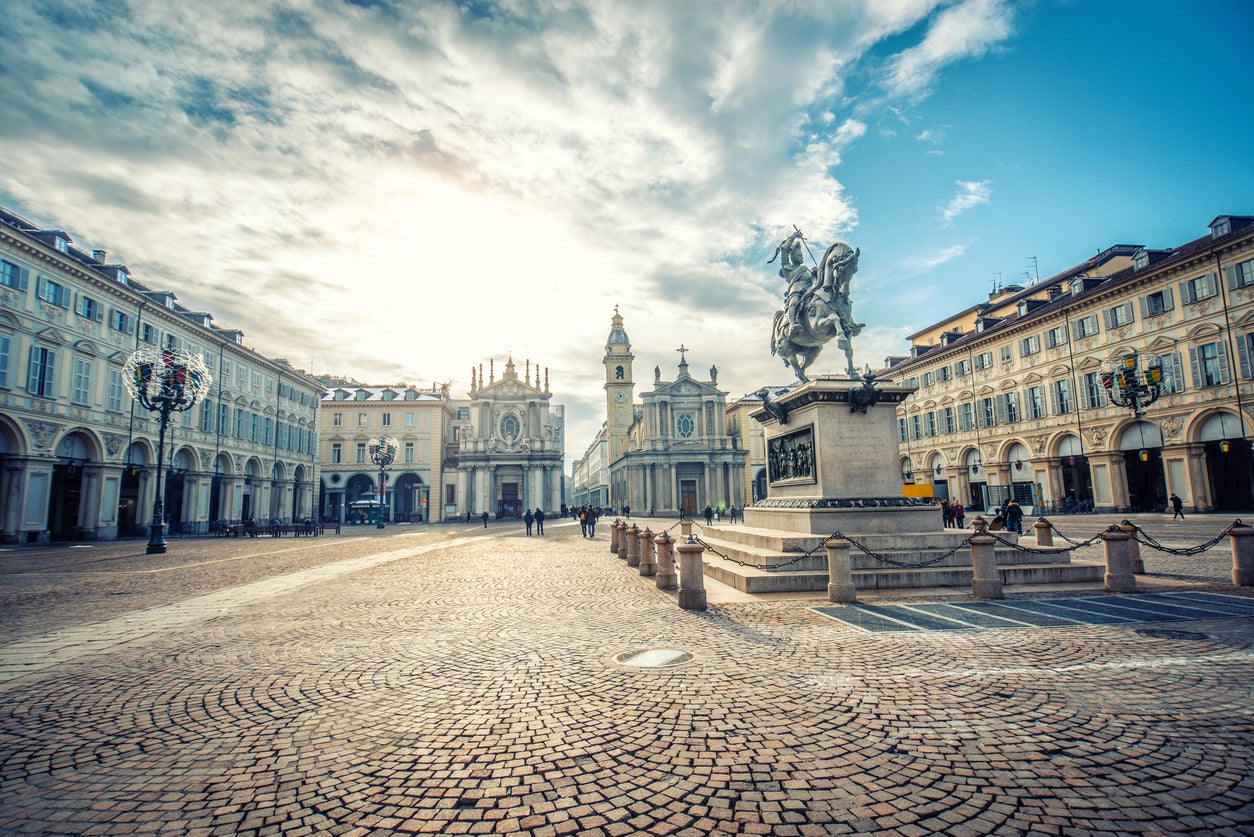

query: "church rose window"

left=676, top=413, right=695, bottom=438
left=500, top=413, right=520, bottom=440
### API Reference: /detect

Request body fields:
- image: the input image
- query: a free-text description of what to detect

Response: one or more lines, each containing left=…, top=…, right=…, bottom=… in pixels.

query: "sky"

left=2, top=0, right=1252, bottom=465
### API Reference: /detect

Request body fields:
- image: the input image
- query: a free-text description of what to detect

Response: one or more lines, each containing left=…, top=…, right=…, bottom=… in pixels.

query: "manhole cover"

left=615, top=649, right=693, bottom=668
left=1134, top=628, right=1209, bottom=641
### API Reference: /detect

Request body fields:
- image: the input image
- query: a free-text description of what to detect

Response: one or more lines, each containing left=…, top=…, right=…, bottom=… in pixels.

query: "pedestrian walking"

left=953, top=501, right=965, bottom=528
left=1170, top=493, right=1185, bottom=519
left=524, top=509, right=534, bottom=535
left=534, top=508, right=545, bottom=535
left=729, top=505, right=738, bottom=524
left=703, top=504, right=714, bottom=526
left=578, top=507, right=588, bottom=537
left=481, top=510, right=489, bottom=528
left=941, top=498, right=953, bottom=528
left=586, top=507, right=597, bottom=537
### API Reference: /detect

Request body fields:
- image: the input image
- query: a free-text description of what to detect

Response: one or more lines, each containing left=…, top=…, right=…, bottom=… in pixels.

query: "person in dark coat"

left=703, top=504, right=714, bottom=526
left=524, top=509, right=534, bottom=535
left=1170, top=493, right=1185, bottom=519
left=534, top=508, right=545, bottom=535
left=481, top=510, right=489, bottom=528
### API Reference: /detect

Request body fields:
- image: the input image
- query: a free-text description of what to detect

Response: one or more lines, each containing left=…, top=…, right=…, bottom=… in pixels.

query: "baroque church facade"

left=603, top=310, right=746, bottom=514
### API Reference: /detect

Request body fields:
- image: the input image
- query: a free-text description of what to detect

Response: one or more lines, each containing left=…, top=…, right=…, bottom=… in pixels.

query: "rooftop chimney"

left=92, top=249, right=107, bottom=263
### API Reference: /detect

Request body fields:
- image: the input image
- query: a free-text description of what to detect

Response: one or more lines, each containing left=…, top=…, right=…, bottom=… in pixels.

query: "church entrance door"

left=500, top=482, right=520, bottom=518
left=680, top=480, right=698, bottom=515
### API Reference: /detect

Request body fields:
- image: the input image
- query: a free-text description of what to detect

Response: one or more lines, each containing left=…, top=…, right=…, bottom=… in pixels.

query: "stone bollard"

left=1033, top=517, right=1053, bottom=547
left=654, top=532, right=677, bottom=590
left=676, top=538, right=707, bottom=610
left=639, top=528, right=657, bottom=576
left=610, top=520, right=620, bottom=554
left=1119, top=520, right=1145, bottom=575
left=968, top=525, right=1003, bottom=599
left=680, top=518, right=693, bottom=540
left=824, top=537, right=856, bottom=603
left=626, top=524, right=641, bottom=567
left=1230, top=523, right=1254, bottom=586
left=617, top=522, right=630, bottom=560
left=1101, top=527, right=1138, bottom=593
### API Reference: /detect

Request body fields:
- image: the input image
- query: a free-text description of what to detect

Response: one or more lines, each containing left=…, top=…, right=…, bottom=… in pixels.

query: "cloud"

left=902, top=244, right=970, bottom=272
left=939, top=180, right=991, bottom=225
left=0, top=0, right=1013, bottom=458
left=885, top=0, right=1014, bottom=98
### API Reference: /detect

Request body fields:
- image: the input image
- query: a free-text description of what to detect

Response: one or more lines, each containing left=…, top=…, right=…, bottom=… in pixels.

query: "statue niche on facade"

left=768, top=227, right=864, bottom=382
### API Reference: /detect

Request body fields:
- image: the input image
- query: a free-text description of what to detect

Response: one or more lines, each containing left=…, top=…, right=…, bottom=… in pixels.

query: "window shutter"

left=1239, top=335, right=1253, bottom=380
left=1228, top=265, right=1241, bottom=289
left=1189, top=346, right=1202, bottom=389
left=1179, top=280, right=1194, bottom=304
left=1139, top=295, right=1149, bottom=318
left=1101, top=308, right=1112, bottom=331
left=1163, top=287, right=1175, bottom=311
left=994, top=396, right=1007, bottom=425
left=1166, top=352, right=1183, bottom=393
left=1207, top=272, right=1218, bottom=297
left=1079, top=378, right=1091, bottom=409
left=17, top=266, right=28, bottom=291
left=1048, top=383, right=1059, bottom=415
left=1218, top=341, right=1231, bottom=385
left=44, top=350, right=56, bottom=396
left=58, top=285, right=71, bottom=307
left=26, top=350, right=40, bottom=393
left=35, top=276, right=45, bottom=300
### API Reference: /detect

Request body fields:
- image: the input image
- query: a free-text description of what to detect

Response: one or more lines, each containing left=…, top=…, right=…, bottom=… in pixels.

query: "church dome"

left=606, top=309, right=630, bottom=347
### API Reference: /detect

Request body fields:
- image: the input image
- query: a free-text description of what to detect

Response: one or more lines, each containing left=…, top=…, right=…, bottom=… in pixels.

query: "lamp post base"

left=146, top=524, right=167, bottom=554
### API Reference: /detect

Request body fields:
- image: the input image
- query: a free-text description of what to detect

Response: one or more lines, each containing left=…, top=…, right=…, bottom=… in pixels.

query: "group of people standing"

left=939, top=498, right=966, bottom=529
left=522, top=508, right=546, bottom=535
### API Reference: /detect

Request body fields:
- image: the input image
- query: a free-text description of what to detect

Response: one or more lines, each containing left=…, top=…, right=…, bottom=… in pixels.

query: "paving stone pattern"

left=1, top=516, right=1253, bottom=835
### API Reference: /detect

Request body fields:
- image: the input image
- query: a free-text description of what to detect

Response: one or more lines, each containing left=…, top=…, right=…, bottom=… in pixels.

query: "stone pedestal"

left=746, top=377, right=935, bottom=535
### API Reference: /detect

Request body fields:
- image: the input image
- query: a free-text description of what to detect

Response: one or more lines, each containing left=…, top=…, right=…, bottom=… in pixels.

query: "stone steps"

left=692, top=526, right=1103, bottom=594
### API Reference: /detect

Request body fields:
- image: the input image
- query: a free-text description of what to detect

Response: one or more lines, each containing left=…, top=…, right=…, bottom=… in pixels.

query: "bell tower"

left=604, top=307, right=635, bottom=464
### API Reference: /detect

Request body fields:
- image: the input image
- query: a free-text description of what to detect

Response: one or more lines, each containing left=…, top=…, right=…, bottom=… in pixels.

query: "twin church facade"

left=596, top=309, right=746, bottom=515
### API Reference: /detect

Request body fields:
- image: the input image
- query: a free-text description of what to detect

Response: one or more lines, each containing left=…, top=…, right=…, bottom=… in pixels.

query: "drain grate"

left=615, top=649, right=693, bottom=667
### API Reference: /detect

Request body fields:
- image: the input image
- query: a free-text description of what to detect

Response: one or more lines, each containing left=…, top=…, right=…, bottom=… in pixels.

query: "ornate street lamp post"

left=1100, top=352, right=1164, bottom=417
left=122, top=347, right=212, bottom=554
left=369, top=435, right=399, bottom=530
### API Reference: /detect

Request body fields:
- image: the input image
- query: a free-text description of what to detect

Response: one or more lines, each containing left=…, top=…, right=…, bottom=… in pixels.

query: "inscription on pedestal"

left=768, top=425, right=815, bottom=485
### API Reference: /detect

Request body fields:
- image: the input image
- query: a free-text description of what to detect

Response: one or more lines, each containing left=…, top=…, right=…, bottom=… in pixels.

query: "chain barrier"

left=690, top=529, right=971, bottom=571
left=1124, top=519, right=1243, bottom=557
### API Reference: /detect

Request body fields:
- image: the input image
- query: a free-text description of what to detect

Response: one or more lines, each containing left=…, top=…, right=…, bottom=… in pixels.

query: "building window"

left=0, top=260, right=29, bottom=290
left=26, top=346, right=56, bottom=397
left=332, top=412, right=343, bottom=427
left=973, top=351, right=992, bottom=371
left=406, top=412, right=415, bottom=426
left=1050, top=379, right=1075, bottom=414
left=937, top=366, right=952, bottom=382
left=1105, top=303, right=1134, bottom=329
left=910, top=414, right=922, bottom=440
left=218, top=403, right=230, bottom=435
left=1044, top=325, right=1067, bottom=349
left=164, top=334, right=182, bottom=351
left=676, top=413, right=696, bottom=438
left=1180, top=273, right=1218, bottom=304
left=35, top=276, right=71, bottom=307
left=404, top=442, right=414, bottom=463
left=1079, top=372, right=1103, bottom=410
left=954, top=358, right=971, bottom=377
left=897, top=417, right=907, bottom=443
left=1071, top=314, right=1100, bottom=339
left=445, top=484, right=456, bottom=505
left=264, top=418, right=273, bottom=446
left=977, top=397, right=996, bottom=429
left=235, top=409, right=246, bottom=439
left=110, top=309, right=134, bottom=334
left=1000, top=345, right=1014, bottom=364
left=1229, top=259, right=1254, bottom=289
left=1019, top=336, right=1040, bottom=358
left=941, top=406, right=955, bottom=434
left=382, top=413, right=391, bottom=427
left=904, top=376, right=918, bottom=388
left=77, top=295, right=103, bottom=321
left=1159, top=352, right=1183, bottom=394
left=105, top=368, right=123, bottom=412
left=923, top=411, right=937, bottom=437
left=140, top=323, right=158, bottom=344
left=72, top=358, right=91, bottom=405
left=1026, top=385, right=1046, bottom=419
left=1191, top=341, right=1230, bottom=388
left=201, top=401, right=214, bottom=432
left=999, top=392, right=1020, bottom=424
left=331, top=443, right=342, bottom=464
left=457, top=408, right=470, bottom=421
left=357, top=412, right=367, bottom=427
left=251, top=414, right=261, bottom=442
left=356, top=443, right=366, bottom=463
left=0, top=335, right=9, bottom=388
left=958, top=402, right=974, bottom=432
left=921, top=371, right=935, bottom=387
left=1142, top=288, right=1175, bottom=316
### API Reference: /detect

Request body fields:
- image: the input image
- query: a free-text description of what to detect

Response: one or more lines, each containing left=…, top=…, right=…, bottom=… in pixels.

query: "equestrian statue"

left=768, top=228, right=864, bottom=382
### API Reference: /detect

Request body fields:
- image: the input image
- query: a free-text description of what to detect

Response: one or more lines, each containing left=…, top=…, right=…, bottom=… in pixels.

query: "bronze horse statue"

left=770, top=239, right=863, bottom=382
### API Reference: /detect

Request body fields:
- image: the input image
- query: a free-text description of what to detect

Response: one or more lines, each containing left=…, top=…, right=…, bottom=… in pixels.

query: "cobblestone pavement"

left=1, top=515, right=1253, bottom=835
